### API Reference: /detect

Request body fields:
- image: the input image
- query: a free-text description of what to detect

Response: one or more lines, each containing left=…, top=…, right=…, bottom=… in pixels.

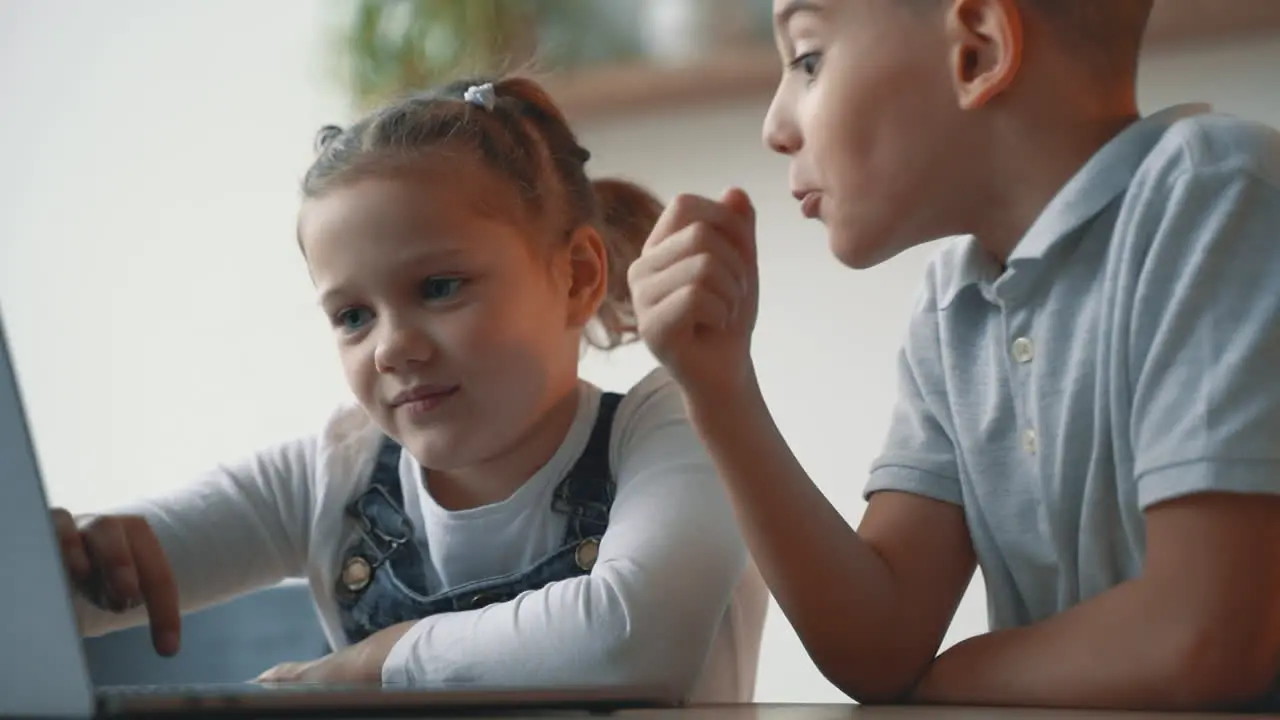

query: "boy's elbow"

left=810, top=646, right=924, bottom=706
left=839, top=684, right=913, bottom=707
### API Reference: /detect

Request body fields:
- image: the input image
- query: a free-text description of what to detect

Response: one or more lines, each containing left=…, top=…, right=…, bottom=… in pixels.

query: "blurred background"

left=3, top=0, right=1280, bottom=703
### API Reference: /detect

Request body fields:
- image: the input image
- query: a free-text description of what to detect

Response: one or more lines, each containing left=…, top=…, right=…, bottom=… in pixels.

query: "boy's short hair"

left=906, top=0, right=1154, bottom=81
left=1022, top=0, right=1155, bottom=79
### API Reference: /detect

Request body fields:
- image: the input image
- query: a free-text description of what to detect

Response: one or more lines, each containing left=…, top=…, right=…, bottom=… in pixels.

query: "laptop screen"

left=0, top=310, right=98, bottom=719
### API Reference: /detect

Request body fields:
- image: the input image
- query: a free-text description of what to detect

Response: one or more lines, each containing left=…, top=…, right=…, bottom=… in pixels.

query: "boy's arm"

left=915, top=153, right=1280, bottom=711
left=912, top=494, right=1280, bottom=710
left=685, top=375, right=976, bottom=704
left=625, top=189, right=974, bottom=702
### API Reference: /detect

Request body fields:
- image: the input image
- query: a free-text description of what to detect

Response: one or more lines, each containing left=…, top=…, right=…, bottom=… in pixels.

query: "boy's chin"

left=829, top=229, right=898, bottom=270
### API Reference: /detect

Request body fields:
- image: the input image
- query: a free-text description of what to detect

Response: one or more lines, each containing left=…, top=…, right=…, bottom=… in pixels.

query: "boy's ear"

left=943, top=0, right=1024, bottom=110
left=562, top=224, right=608, bottom=330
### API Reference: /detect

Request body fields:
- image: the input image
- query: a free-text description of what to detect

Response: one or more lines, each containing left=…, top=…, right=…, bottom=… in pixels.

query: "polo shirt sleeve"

left=1127, top=153, right=1280, bottom=510
left=864, top=282, right=964, bottom=507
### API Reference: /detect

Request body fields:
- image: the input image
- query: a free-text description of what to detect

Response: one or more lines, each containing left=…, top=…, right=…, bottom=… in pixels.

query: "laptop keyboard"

left=99, top=682, right=302, bottom=697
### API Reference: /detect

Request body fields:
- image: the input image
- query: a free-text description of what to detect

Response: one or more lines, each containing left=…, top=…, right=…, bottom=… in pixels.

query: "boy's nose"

left=763, top=89, right=802, bottom=156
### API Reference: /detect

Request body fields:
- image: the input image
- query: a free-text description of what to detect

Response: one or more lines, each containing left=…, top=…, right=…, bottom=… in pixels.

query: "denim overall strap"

left=340, top=437, right=432, bottom=596
left=554, top=391, right=621, bottom=545
left=335, top=392, right=624, bottom=644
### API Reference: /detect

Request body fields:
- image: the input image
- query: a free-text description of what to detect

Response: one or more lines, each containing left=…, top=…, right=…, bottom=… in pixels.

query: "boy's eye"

left=421, top=277, right=465, bottom=301
left=789, top=51, right=822, bottom=77
left=334, top=307, right=373, bottom=332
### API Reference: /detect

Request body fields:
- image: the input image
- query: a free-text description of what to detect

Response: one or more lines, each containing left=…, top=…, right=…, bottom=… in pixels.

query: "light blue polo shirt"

left=865, top=104, right=1280, bottom=630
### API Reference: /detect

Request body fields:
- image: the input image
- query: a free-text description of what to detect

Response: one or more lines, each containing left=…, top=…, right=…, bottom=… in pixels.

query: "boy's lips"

left=797, top=191, right=823, bottom=220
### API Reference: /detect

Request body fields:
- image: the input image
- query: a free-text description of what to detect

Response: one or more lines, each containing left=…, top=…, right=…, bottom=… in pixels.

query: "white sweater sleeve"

left=380, top=374, right=749, bottom=698
left=74, top=435, right=318, bottom=638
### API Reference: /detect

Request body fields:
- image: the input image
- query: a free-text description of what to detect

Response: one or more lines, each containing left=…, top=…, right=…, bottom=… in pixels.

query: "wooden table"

left=604, top=706, right=1248, bottom=720
left=327, top=705, right=1252, bottom=720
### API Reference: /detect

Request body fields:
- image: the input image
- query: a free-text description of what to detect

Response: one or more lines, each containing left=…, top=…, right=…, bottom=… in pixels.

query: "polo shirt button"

left=1022, top=428, right=1038, bottom=455
left=1012, top=337, right=1035, bottom=364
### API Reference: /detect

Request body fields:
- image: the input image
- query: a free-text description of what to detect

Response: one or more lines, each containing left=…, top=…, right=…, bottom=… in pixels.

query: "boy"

left=627, top=0, right=1280, bottom=711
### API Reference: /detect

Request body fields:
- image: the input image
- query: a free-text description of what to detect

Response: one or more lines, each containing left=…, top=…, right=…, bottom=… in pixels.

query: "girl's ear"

left=561, top=224, right=608, bottom=331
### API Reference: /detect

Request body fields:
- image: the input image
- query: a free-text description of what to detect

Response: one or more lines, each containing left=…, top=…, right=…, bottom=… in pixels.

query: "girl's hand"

left=255, top=622, right=416, bottom=686
left=629, top=188, right=759, bottom=403
left=50, top=508, right=181, bottom=656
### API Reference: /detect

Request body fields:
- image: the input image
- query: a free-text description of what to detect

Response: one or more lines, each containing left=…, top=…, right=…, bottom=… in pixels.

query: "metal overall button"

left=469, top=591, right=506, bottom=609
left=575, top=537, right=600, bottom=572
left=341, top=556, right=374, bottom=593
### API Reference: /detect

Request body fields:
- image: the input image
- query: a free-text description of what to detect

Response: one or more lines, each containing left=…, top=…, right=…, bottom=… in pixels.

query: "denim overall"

left=335, top=393, right=623, bottom=644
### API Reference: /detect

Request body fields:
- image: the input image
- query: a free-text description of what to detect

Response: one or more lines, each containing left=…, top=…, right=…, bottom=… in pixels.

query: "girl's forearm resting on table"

left=381, top=457, right=746, bottom=694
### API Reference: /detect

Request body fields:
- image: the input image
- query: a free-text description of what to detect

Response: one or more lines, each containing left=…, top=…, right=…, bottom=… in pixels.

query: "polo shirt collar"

left=937, top=103, right=1212, bottom=310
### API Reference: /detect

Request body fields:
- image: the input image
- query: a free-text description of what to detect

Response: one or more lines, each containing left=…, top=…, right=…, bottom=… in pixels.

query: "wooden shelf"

left=549, top=0, right=1280, bottom=123
left=1146, top=0, right=1280, bottom=46
left=547, top=46, right=780, bottom=123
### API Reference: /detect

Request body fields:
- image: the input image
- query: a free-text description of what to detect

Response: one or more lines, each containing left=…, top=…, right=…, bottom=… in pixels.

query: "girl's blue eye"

left=421, top=277, right=464, bottom=301
left=334, top=307, right=373, bottom=332
left=790, top=51, right=822, bottom=77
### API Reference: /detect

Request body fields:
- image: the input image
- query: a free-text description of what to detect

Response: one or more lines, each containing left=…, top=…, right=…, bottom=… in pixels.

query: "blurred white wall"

left=0, top=0, right=353, bottom=512
left=2, top=0, right=1279, bottom=703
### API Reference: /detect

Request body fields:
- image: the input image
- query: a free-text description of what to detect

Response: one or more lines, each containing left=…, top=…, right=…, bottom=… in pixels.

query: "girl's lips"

left=392, top=385, right=459, bottom=417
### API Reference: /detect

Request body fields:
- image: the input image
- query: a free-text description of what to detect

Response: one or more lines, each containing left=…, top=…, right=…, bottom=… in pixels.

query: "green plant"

left=337, top=0, right=636, bottom=110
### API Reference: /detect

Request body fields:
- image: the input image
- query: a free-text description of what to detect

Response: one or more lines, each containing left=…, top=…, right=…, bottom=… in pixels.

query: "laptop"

left=0, top=309, right=678, bottom=718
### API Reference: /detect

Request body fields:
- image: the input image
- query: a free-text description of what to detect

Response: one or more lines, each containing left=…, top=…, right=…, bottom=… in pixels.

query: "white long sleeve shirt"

left=75, top=368, right=768, bottom=703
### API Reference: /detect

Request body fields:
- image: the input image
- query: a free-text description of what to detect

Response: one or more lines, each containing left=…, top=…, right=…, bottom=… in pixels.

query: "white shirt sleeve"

left=74, top=435, right=319, bottom=637
left=380, top=372, right=749, bottom=699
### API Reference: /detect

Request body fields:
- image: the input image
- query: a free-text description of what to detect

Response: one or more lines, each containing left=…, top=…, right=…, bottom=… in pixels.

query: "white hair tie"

left=463, top=83, right=497, bottom=111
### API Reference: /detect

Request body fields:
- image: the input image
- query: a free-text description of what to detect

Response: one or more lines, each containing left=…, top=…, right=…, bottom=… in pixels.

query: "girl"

left=51, top=76, right=767, bottom=703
